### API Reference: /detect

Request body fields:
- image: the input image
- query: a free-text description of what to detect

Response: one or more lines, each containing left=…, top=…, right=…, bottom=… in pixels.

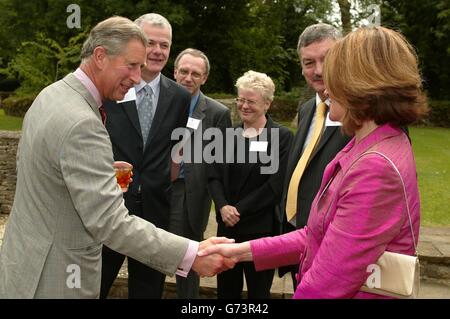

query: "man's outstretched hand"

left=191, top=237, right=238, bottom=277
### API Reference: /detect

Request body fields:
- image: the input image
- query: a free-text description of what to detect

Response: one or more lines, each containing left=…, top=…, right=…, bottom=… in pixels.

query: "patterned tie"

left=285, top=101, right=327, bottom=223
left=99, top=105, right=107, bottom=125
left=137, top=85, right=154, bottom=146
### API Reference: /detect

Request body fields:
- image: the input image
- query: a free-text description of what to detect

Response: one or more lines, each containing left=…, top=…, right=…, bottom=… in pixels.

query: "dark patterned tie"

left=99, top=105, right=107, bottom=125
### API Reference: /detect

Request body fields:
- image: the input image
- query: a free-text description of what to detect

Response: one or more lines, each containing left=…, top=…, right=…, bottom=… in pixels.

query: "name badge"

left=249, top=141, right=268, bottom=152
left=117, top=87, right=137, bottom=103
left=186, top=117, right=201, bottom=130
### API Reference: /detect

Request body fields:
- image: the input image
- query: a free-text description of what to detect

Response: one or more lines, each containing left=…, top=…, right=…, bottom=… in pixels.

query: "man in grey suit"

left=0, top=16, right=234, bottom=299
left=279, top=23, right=350, bottom=287
left=170, top=48, right=232, bottom=298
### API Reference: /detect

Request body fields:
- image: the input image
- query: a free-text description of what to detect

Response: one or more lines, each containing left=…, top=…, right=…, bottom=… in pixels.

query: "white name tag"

left=249, top=141, right=268, bottom=152
left=325, top=113, right=343, bottom=127
left=117, top=87, right=137, bottom=103
left=186, top=117, right=201, bottom=130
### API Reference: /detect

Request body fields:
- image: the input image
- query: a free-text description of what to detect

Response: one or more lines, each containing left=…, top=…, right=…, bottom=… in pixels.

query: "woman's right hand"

left=220, top=205, right=240, bottom=227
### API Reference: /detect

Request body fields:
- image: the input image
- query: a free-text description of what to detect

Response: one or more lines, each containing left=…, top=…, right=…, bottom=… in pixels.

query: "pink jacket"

left=250, top=124, right=420, bottom=298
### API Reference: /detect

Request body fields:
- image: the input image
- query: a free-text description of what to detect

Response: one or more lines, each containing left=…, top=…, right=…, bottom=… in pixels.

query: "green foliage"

left=427, top=100, right=450, bottom=128
left=0, top=31, right=87, bottom=96
left=381, top=0, right=450, bottom=100
left=267, top=97, right=299, bottom=122
left=0, top=0, right=447, bottom=100
left=2, top=94, right=36, bottom=117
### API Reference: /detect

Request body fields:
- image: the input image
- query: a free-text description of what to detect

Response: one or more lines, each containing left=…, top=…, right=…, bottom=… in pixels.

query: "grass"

left=410, top=126, right=450, bottom=226
left=278, top=121, right=450, bottom=226
left=0, top=111, right=448, bottom=225
left=0, top=109, right=23, bottom=131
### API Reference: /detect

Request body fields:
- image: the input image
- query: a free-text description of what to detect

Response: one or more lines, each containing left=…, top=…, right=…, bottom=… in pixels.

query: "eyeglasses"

left=177, top=68, right=204, bottom=80
left=235, top=97, right=258, bottom=107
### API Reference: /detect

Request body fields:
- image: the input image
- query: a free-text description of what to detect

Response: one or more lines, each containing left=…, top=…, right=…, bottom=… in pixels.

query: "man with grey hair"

left=170, top=48, right=232, bottom=298
left=0, top=16, right=234, bottom=299
left=279, top=23, right=351, bottom=288
left=101, top=13, right=193, bottom=299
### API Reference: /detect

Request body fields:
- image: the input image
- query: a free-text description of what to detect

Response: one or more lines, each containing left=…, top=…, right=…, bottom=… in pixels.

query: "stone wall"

left=0, top=130, right=20, bottom=215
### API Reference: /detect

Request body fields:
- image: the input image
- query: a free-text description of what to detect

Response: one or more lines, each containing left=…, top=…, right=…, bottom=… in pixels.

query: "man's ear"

left=92, top=46, right=108, bottom=70
left=201, top=75, right=208, bottom=85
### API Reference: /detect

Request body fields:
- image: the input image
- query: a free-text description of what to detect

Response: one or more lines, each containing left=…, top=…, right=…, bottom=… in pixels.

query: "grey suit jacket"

left=183, top=93, right=232, bottom=236
left=0, top=73, right=189, bottom=298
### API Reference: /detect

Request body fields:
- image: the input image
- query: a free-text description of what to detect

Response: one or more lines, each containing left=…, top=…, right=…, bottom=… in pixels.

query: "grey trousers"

left=169, top=179, right=202, bottom=299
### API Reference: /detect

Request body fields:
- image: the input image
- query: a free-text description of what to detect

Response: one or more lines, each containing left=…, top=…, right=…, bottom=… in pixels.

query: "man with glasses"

left=170, top=48, right=232, bottom=298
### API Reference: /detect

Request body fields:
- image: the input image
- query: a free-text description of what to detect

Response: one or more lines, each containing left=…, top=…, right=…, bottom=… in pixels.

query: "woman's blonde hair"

left=323, top=26, right=428, bottom=135
left=235, top=70, right=275, bottom=102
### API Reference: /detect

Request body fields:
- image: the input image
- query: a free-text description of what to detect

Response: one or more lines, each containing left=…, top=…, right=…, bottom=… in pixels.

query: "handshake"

left=191, top=237, right=253, bottom=277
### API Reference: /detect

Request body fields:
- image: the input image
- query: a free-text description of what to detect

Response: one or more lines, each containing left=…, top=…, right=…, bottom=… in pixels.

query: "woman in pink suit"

left=199, top=26, right=429, bottom=298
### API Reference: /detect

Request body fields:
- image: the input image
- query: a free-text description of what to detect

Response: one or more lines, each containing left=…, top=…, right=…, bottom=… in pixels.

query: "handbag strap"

left=360, top=151, right=418, bottom=255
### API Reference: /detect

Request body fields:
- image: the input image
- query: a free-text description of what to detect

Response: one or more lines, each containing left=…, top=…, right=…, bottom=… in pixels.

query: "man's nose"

left=315, top=61, right=324, bottom=76
left=130, top=67, right=141, bottom=84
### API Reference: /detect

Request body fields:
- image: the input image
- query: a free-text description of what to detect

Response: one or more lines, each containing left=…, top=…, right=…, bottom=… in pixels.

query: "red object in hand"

left=113, top=161, right=133, bottom=192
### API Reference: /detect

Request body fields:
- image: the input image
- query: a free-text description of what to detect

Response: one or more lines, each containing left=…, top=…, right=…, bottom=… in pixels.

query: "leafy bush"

left=0, top=31, right=87, bottom=96
left=268, top=97, right=299, bottom=122
left=427, top=100, right=450, bottom=127
left=2, top=94, right=36, bottom=117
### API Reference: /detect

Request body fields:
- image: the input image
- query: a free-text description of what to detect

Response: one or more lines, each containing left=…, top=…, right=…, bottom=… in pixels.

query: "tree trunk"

left=338, top=0, right=352, bottom=35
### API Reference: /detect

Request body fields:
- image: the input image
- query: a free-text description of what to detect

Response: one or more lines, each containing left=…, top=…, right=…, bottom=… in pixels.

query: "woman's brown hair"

left=323, top=26, right=429, bottom=135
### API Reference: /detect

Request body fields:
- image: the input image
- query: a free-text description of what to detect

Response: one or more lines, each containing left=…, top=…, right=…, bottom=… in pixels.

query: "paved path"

left=1, top=212, right=449, bottom=298
left=176, top=212, right=450, bottom=299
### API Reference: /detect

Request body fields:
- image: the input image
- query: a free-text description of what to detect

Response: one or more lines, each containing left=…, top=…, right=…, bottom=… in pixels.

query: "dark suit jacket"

left=104, top=75, right=190, bottom=229
left=209, top=116, right=293, bottom=237
left=183, top=93, right=232, bottom=236
left=281, top=97, right=351, bottom=231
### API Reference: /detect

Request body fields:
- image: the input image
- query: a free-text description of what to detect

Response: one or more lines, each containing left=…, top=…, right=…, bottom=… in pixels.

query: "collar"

left=337, top=123, right=403, bottom=170
left=315, top=93, right=330, bottom=108
left=73, top=68, right=102, bottom=107
left=135, top=73, right=161, bottom=94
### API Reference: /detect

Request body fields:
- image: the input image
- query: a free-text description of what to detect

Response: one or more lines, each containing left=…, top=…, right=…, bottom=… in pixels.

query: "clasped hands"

left=191, top=236, right=252, bottom=277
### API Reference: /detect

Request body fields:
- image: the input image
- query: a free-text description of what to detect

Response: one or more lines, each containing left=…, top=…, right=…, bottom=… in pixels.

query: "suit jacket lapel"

left=191, top=92, right=206, bottom=121
left=63, top=73, right=100, bottom=121
left=145, top=75, right=172, bottom=148
left=286, top=98, right=315, bottom=178
left=121, top=98, right=142, bottom=138
left=311, top=125, right=339, bottom=160
left=184, top=93, right=206, bottom=180
left=236, top=116, right=273, bottom=193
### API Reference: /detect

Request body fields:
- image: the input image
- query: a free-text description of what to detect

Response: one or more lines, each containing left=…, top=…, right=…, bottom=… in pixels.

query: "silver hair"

left=174, top=48, right=210, bottom=75
left=80, top=16, right=147, bottom=62
left=134, top=13, right=172, bottom=43
left=297, top=23, right=342, bottom=56
left=235, top=70, right=275, bottom=102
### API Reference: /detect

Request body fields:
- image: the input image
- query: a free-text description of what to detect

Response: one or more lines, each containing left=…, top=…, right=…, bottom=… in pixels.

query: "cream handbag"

left=359, top=151, right=420, bottom=299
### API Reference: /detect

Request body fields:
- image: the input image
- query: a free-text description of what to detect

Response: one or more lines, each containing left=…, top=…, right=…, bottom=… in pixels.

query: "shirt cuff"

left=176, top=240, right=199, bottom=277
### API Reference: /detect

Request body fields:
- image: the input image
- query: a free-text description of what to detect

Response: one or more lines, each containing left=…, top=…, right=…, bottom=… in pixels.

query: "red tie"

left=99, top=105, right=107, bottom=125
left=170, top=148, right=183, bottom=182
